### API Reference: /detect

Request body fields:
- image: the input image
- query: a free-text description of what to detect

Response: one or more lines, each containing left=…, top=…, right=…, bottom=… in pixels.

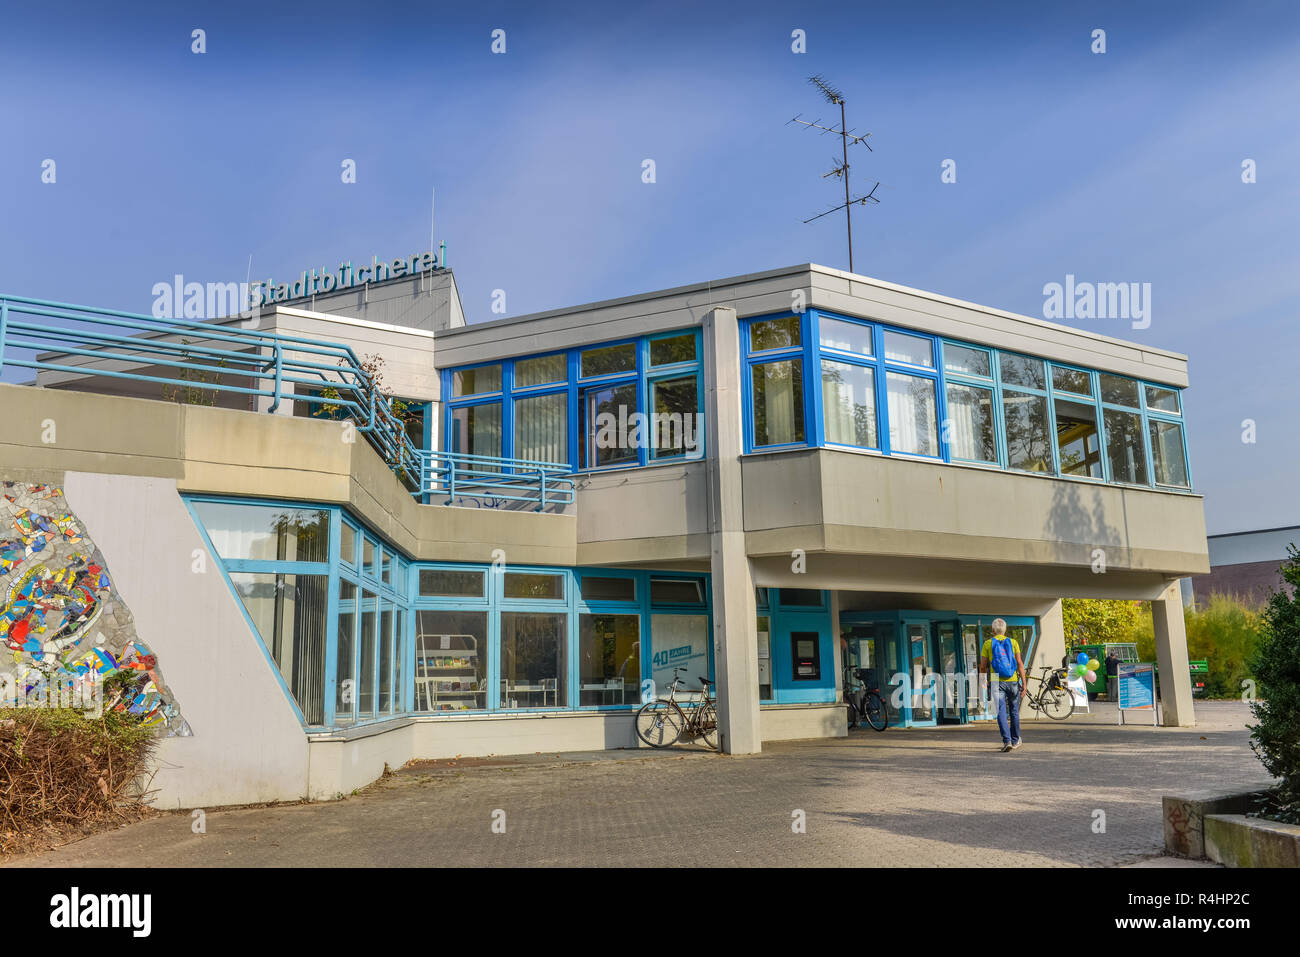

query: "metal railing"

left=0, top=294, right=423, bottom=492
left=421, top=450, right=576, bottom=510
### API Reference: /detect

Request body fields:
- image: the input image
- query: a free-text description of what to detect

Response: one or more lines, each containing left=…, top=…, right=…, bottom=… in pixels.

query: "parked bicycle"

left=634, top=667, right=718, bottom=749
left=844, top=666, right=888, bottom=731
left=1021, top=664, right=1075, bottom=720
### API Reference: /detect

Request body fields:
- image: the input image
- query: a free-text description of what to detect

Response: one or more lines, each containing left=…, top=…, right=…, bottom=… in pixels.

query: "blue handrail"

left=0, top=294, right=422, bottom=491
left=0, top=294, right=578, bottom=510
left=421, top=450, right=574, bottom=510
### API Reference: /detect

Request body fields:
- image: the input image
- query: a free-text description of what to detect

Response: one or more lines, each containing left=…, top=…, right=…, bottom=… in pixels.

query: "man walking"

left=979, top=618, right=1028, bottom=752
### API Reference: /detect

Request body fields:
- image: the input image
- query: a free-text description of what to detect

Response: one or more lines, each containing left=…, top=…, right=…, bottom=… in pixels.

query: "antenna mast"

left=790, top=75, right=880, bottom=274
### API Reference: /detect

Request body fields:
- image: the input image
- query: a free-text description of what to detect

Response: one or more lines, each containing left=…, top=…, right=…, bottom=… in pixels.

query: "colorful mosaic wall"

left=0, top=482, right=190, bottom=735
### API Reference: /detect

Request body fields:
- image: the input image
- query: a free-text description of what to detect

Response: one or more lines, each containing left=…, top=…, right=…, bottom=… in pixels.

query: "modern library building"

left=0, top=260, right=1209, bottom=806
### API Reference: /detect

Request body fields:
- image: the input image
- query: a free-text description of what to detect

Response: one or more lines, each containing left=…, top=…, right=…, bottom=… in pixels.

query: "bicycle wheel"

left=845, top=699, right=860, bottom=729
left=1041, top=687, right=1075, bottom=720
left=697, top=701, right=719, bottom=750
left=862, top=691, right=888, bottom=731
left=635, top=699, right=685, bottom=747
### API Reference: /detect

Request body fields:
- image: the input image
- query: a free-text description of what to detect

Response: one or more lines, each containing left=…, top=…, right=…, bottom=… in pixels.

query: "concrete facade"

left=2, top=263, right=1210, bottom=806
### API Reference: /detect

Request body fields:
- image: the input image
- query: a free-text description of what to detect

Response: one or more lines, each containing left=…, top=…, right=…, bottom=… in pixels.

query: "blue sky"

left=2, top=0, right=1297, bottom=535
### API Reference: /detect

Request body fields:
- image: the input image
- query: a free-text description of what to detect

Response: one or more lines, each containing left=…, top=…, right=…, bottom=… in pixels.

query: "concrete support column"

left=1035, top=600, right=1066, bottom=672
left=1152, top=581, right=1196, bottom=727
left=703, top=306, right=761, bottom=755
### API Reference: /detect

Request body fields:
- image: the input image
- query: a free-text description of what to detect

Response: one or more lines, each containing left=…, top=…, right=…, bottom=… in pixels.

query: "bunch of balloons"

left=1074, top=652, right=1100, bottom=684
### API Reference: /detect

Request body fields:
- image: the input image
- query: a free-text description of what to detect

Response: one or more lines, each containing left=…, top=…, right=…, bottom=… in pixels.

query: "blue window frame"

left=743, top=313, right=811, bottom=450
left=443, top=329, right=703, bottom=474
left=756, top=586, right=834, bottom=704
left=187, top=494, right=716, bottom=728
left=184, top=498, right=411, bottom=731
left=742, top=306, right=1193, bottom=493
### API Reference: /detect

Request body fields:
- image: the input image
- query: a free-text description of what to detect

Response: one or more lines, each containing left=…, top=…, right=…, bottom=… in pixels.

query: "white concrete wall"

left=62, top=472, right=312, bottom=808
left=759, top=704, right=846, bottom=742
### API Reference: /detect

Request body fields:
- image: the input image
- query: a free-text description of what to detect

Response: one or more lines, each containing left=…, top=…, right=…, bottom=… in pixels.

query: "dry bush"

left=0, top=707, right=158, bottom=856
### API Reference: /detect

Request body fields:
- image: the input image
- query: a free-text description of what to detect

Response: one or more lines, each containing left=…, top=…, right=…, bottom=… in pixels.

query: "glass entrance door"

left=934, top=619, right=962, bottom=722
left=961, top=622, right=992, bottom=720
left=902, top=619, right=936, bottom=726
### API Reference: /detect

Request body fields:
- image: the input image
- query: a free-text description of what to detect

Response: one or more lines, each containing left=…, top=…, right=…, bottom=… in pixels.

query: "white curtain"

left=514, top=393, right=566, bottom=464
left=887, top=373, right=937, bottom=456
left=945, top=383, right=989, bottom=461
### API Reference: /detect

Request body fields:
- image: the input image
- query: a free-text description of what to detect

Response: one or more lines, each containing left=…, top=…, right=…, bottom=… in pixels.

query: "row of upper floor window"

left=439, top=309, right=1192, bottom=491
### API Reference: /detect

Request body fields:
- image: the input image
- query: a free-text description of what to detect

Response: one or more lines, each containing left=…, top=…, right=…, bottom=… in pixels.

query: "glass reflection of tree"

left=270, top=510, right=330, bottom=563
left=1004, top=392, right=1051, bottom=472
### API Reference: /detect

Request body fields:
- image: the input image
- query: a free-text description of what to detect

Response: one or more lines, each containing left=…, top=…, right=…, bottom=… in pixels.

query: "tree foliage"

left=1062, top=598, right=1142, bottom=646
left=1249, top=546, right=1300, bottom=822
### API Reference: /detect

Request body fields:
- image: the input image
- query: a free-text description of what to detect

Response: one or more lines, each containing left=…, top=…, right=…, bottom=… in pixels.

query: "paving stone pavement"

left=7, top=701, right=1272, bottom=868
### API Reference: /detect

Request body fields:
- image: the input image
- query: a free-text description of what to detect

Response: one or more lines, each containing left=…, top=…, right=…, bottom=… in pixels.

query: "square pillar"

left=1152, top=581, right=1196, bottom=727
left=703, top=306, right=762, bottom=755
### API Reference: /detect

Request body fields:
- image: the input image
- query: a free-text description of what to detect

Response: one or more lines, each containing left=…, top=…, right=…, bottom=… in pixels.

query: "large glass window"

left=450, top=403, right=502, bottom=461
left=1099, top=373, right=1140, bottom=407
left=581, top=343, right=635, bottom=377
left=192, top=502, right=329, bottom=562
left=1002, top=390, right=1053, bottom=473
left=751, top=360, right=805, bottom=447
left=447, top=331, right=701, bottom=473
left=819, top=316, right=873, bottom=355
left=379, top=602, right=394, bottom=715
left=1052, top=365, right=1092, bottom=396
left=504, top=572, right=564, bottom=600
left=514, top=354, right=566, bottom=388
left=1054, top=397, right=1103, bottom=478
left=650, top=614, right=710, bottom=694
left=228, top=572, right=329, bottom=725
left=1149, top=419, right=1189, bottom=487
left=336, top=580, right=357, bottom=726
left=886, top=372, right=938, bottom=456
left=649, top=333, right=696, bottom=366
left=358, top=590, right=377, bottom=718
left=1104, top=408, right=1148, bottom=484
left=514, top=392, right=567, bottom=463
left=749, top=316, right=801, bottom=352
left=581, top=576, right=637, bottom=602
left=821, top=360, right=877, bottom=448
left=945, top=382, right=997, bottom=463
left=419, top=568, right=485, bottom=597
left=883, top=330, right=933, bottom=367
left=579, top=614, right=640, bottom=706
left=451, top=365, right=501, bottom=397
left=649, top=374, right=700, bottom=459
left=943, top=342, right=991, bottom=377
left=650, top=578, right=705, bottom=604
left=499, top=612, right=568, bottom=709
left=1145, top=385, right=1180, bottom=414
left=999, top=353, right=1046, bottom=390
left=580, top=381, right=638, bottom=468
left=414, top=610, right=488, bottom=712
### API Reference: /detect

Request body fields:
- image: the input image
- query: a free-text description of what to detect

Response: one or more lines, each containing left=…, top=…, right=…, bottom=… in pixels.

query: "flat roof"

left=435, top=262, right=1189, bottom=363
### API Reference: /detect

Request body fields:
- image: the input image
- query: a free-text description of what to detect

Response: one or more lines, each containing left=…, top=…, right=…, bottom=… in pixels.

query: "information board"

left=1116, top=661, right=1158, bottom=726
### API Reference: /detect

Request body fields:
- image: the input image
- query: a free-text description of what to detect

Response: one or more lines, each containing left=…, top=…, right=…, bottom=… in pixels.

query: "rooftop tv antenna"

left=790, top=75, right=880, bottom=274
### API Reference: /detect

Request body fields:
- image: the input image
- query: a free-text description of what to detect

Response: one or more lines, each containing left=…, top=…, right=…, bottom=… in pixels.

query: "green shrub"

left=1130, top=594, right=1264, bottom=699
left=1249, top=547, right=1300, bottom=823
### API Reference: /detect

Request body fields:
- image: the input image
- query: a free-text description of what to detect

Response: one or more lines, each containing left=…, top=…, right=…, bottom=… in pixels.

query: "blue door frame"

left=841, top=610, right=1039, bottom=728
